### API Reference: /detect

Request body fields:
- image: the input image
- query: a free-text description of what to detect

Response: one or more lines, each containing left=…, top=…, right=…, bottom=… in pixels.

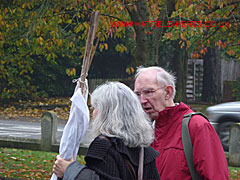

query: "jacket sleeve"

left=63, top=161, right=100, bottom=180
left=75, top=168, right=100, bottom=180
left=189, top=115, right=229, bottom=180
left=63, top=161, right=84, bottom=180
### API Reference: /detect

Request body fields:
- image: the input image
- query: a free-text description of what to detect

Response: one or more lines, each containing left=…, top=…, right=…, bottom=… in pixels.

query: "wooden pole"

left=79, top=11, right=100, bottom=96
left=88, top=32, right=101, bottom=72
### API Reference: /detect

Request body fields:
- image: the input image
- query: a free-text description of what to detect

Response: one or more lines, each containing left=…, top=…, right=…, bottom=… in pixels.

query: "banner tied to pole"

left=50, top=11, right=100, bottom=180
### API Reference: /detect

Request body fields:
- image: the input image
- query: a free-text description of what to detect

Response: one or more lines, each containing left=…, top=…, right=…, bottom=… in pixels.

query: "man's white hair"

left=135, top=66, right=176, bottom=99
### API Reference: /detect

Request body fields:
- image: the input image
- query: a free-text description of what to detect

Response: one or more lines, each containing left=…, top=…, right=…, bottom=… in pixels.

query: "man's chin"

left=147, top=112, right=159, bottom=120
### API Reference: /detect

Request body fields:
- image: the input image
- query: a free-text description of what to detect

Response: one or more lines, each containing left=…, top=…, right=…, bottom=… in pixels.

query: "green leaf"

left=46, top=54, right=51, bottom=61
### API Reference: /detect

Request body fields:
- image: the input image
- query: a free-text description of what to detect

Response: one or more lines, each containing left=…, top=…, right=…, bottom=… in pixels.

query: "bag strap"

left=124, top=156, right=137, bottom=180
left=123, top=146, right=144, bottom=180
left=182, top=112, right=208, bottom=180
left=138, top=146, right=144, bottom=180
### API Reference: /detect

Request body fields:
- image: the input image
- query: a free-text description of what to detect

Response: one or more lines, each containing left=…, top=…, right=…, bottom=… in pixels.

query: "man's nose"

left=140, top=95, right=148, bottom=104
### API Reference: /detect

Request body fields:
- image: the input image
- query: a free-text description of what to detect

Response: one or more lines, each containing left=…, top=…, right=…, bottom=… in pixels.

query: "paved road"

left=0, top=119, right=65, bottom=142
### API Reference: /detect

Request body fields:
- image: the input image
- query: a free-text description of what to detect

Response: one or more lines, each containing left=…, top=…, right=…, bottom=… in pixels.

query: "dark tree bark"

left=173, top=41, right=187, bottom=102
left=202, top=47, right=222, bottom=102
left=125, top=0, right=168, bottom=66
left=125, top=1, right=150, bottom=66
left=126, top=0, right=187, bottom=100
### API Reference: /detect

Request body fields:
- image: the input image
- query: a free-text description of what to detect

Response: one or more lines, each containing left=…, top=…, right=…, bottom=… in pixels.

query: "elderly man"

left=134, top=66, right=229, bottom=179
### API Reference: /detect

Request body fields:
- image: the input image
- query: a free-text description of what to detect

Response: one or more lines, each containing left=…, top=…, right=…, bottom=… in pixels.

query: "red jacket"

left=152, top=102, right=229, bottom=180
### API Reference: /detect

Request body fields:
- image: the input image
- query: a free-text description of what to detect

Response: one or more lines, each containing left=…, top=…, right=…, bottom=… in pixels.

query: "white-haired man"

left=134, top=66, right=229, bottom=179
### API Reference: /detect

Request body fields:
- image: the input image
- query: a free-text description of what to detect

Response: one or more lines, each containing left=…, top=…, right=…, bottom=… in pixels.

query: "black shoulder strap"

left=123, top=156, right=137, bottom=180
left=182, top=112, right=208, bottom=180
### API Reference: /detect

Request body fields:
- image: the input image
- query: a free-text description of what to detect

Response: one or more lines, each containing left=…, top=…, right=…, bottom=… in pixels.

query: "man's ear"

left=165, top=86, right=174, bottom=100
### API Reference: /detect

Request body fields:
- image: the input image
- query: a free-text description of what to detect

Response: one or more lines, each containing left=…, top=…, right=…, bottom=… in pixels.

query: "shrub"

left=232, top=77, right=240, bottom=101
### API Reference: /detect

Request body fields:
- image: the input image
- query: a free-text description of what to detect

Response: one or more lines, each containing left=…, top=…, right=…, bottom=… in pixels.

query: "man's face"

left=134, top=71, right=167, bottom=120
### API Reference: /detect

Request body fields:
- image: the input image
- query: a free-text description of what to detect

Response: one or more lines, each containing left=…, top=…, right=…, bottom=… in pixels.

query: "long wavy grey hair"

left=90, top=82, right=154, bottom=147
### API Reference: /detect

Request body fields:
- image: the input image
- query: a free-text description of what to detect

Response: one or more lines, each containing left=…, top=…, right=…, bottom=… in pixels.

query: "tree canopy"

left=0, top=0, right=239, bottom=101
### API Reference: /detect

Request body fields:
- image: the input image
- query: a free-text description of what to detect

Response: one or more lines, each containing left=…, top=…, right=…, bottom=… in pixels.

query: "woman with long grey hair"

left=53, top=82, right=160, bottom=180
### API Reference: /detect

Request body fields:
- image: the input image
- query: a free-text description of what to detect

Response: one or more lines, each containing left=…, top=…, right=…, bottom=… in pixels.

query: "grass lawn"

left=0, top=147, right=239, bottom=179
left=0, top=148, right=85, bottom=180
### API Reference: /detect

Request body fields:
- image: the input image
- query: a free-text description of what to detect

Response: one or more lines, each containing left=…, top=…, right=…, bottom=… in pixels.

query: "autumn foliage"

left=0, top=0, right=239, bottom=102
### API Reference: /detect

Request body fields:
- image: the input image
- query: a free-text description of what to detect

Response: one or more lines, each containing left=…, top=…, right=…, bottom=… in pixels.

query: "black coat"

left=84, top=136, right=160, bottom=180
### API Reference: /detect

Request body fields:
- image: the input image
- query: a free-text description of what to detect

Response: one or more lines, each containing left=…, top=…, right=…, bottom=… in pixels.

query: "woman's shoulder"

left=85, top=136, right=113, bottom=161
left=144, top=146, right=160, bottom=164
left=86, top=136, right=159, bottom=165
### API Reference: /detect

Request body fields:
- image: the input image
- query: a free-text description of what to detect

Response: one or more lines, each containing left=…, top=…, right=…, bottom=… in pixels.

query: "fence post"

left=229, top=124, right=240, bottom=167
left=41, top=111, right=58, bottom=151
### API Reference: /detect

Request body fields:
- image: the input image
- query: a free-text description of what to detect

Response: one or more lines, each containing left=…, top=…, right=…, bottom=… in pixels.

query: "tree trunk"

left=126, top=1, right=150, bottom=66
left=126, top=0, right=187, bottom=99
left=202, top=47, right=222, bottom=102
left=125, top=0, right=169, bottom=66
left=173, top=41, right=187, bottom=102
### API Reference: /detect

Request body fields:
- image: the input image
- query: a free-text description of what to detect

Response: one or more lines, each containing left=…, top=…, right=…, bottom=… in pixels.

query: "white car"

left=206, top=101, right=240, bottom=151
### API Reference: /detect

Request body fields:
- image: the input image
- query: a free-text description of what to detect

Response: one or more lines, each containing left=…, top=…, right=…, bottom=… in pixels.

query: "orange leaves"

left=144, top=30, right=153, bottom=35
left=200, top=48, right=207, bottom=55
left=175, top=1, right=180, bottom=10
left=0, top=97, right=71, bottom=120
left=215, top=40, right=229, bottom=49
left=21, top=3, right=32, bottom=10
left=215, top=40, right=222, bottom=49
left=180, top=33, right=186, bottom=41
left=191, top=52, right=200, bottom=59
left=0, top=147, right=58, bottom=179
left=169, top=0, right=239, bottom=60
left=126, top=67, right=135, bottom=75
left=165, top=32, right=173, bottom=39
left=56, top=39, right=63, bottom=47
left=69, top=41, right=74, bottom=48
left=99, top=43, right=108, bottom=51
left=66, top=68, right=76, bottom=77
left=190, top=43, right=208, bottom=59
left=227, top=50, right=235, bottom=56
left=179, top=40, right=185, bottom=48
left=37, top=37, right=44, bottom=46
left=0, top=148, right=89, bottom=180
left=149, top=2, right=160, bottom=18
left=107, top=26, right=114, bottom=38
left=104, top=43, right=108, bottom=50
left=186, top=40, right=191, bottom=49
left=0, top=32, right=4, bottom=42
left=115, top=44, right=127, bottom=53
left=19, top=69, right=28, bottom=76
left=0, top=14, right=3, bottom=25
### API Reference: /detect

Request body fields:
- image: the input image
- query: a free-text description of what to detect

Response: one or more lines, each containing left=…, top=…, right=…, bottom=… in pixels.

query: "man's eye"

left=144, top=90, right=151, bottom=94
left=135, top=92, right=141, bottom=96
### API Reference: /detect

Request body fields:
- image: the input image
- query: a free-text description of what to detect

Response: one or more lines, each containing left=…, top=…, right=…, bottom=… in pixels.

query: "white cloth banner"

left=51, top=82, right=90, bottom=180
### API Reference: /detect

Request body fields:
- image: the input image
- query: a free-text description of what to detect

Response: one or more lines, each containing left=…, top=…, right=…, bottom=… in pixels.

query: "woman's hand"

left=53, top=155, right=74, bottom=178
